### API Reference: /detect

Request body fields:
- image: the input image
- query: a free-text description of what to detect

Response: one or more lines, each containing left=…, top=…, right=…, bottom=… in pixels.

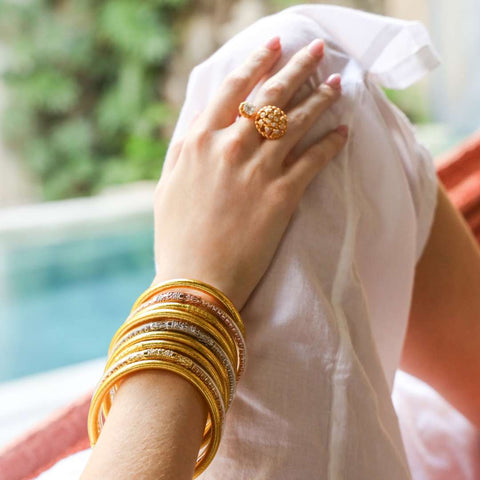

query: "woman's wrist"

left=151, top=272, right=242, bottom=311
left=81, top=369, right=208, bottom=480
left=87, top=277, right=245, bottom=478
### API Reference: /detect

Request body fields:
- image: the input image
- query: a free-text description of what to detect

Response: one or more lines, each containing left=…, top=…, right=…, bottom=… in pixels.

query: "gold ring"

left=239, top=102, right=287, bottom=140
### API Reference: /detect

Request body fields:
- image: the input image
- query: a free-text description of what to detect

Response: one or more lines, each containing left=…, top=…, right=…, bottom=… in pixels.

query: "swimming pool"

left=0, top=217, right=156, bottom=382
left=0, top=122, right=459, bottom=384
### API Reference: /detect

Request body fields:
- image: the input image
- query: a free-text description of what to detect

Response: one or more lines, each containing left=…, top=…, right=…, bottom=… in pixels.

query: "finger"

left=190, top=109, right=203, bottom=129
left=255, top=38, right=324, bottom=109
left=159, top=137, right=185, bottom=182
left=284, top=125, right=349, bottom=196
left=236, top=38, right=325, bottom=144
left=159, top=110, right=202, bottom=182
left=262, top=73, right=342, bottom=168
left=202, top=36, right=282, bottom=130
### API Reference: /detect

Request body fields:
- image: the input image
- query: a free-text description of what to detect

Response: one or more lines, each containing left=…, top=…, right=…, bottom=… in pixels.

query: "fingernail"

left=265, top=36, right=281, bottom=51
left=308, top=38, right=324, bottom=58
left=336, top=125, right=349, bottom=138
left=325, top=73, right=342, bottom=90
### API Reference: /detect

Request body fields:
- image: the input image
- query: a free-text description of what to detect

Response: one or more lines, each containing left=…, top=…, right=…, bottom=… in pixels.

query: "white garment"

left=34, top=374, right=480, bottom=480
left=392, top=371, right=480, bottom=480
left=169, top=5, right=440, bottom=479
left=36, top=5, right=445, bottom=480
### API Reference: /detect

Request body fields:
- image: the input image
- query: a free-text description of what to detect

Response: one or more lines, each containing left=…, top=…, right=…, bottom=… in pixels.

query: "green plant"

left=0, top=0, right=190, bottom=200
left=383, top=85, right=430, bottom=124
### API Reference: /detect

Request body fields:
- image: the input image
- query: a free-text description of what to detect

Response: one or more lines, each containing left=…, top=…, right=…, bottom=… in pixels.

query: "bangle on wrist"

left=87, top=278, right=246, bottom=478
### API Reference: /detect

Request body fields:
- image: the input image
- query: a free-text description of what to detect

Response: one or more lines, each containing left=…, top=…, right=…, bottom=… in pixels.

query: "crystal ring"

left=238, top=101, right=287, bottom=140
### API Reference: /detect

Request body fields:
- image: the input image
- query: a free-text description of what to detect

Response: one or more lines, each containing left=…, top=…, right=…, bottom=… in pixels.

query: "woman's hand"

left=81, top=37, right=348, bottom=480
left=152, top=36, right=347, bottom=310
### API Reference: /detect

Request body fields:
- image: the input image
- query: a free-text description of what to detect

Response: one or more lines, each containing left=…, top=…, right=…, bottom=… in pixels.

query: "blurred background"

left=0, top=0, right=478, bottom=446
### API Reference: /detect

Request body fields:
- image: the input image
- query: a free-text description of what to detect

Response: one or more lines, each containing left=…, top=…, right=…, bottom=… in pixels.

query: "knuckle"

left=331, top=133, right=345, bottom=148
left=290, top=109, right=310, bottom=126
left=315, top=148, right=328, bottom=165
left=167, top=139, right=184, bottom=161
left=318, top=84, right=341, bottom=102
left=226, top=71, right=250, bottom=91
left=243, top=48, right=269, bottom=72
left=332, top=137, right=347, bottom=154
left=269, top=178, right=294, bottom=207
left=222, top=133, right=244, bottom=160
left=329, top=131, right=346, bottom=149
left=316, top=140, right=337, bottom=165
left=293, top=51, right=314, bottom=71
left=263, top=79, right=287, bottom=98
left=189, top=127, right=211, bottom=150
left=253, top=47, right=271, bottom=65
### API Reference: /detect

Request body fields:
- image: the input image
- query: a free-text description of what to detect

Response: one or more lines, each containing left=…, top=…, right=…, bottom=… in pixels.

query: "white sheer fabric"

left=167, top=5, right=439, bottom=479
left=34, top=373, right=480, bottom=480
left=393, top=371, right=480, bottom=480
left=35, top=5, right=472, bottom=480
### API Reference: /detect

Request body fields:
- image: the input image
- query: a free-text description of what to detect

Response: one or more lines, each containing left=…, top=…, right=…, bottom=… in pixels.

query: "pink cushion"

left=0, top=392, right=92, bottom=480
left=437, top=129, right=480, bottom=243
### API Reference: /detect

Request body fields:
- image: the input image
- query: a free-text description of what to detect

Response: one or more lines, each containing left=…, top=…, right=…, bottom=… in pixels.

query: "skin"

left=401, top=180, right=480, bottom=429
left=80, top=36, right=348, bottom=480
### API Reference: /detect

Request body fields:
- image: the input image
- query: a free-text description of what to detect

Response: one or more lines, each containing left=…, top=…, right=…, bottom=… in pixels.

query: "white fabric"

left=34, top=4, right=460, bottom=479
left=168, top=5, right=440, bottom=479
left=392, top=371, right=480, bottom=480
left=33, top=373, right=480, bottom=480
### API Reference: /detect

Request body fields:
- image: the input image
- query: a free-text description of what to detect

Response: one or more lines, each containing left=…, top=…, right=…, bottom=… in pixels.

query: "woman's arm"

left=80, top=370, right=207, bottom=480
left=401, top=181, right=480, bottom=428
left=80, top=36, right=347, bottom=479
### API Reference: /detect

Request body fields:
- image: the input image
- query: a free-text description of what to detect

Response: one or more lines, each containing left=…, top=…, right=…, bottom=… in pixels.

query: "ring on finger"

left=238, top=101, right=288, bottom=140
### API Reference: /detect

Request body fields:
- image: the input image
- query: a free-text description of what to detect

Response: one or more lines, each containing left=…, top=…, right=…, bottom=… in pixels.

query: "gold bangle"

left=132, top=278, right=245, bottom=336
left=101, top=338, right=225, bottom=442
left=109, top=305, right=237, bottom=371
left=87, top=349, right=224, bottom=477
left=109, top=307, right=237, bottom=376
left=105, top=337, right=231, bottom=410
left=103, top=304, right=239, bottom=443
left=111, top=320, right=237, bottom=399
left=98, top=350, right=224, bottom=474
left=130, top=290, right=247, bottom=379
left=93, top=345, right=225, bottom=440
left=112, top=302, right=237, bottom=361
left=101, top=319, right=237, bottom=427
left=106, top=330, right=235, bottom=408
left=91, top=363, right=219, bottom=477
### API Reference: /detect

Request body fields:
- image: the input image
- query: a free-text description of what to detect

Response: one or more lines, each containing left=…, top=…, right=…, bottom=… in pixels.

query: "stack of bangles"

left=87, top=278, right=247, bottom=477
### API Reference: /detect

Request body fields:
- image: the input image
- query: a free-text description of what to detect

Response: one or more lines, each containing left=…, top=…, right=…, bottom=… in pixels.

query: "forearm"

left=401, top=182, right=480, bottom=428
left=80, top=369, right=207, bottom=480
left=81, top=267, right=237, bottom=480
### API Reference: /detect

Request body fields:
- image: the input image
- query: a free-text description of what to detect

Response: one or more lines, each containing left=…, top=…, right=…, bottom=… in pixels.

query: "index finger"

left=202, top=36, right=282, bottom=130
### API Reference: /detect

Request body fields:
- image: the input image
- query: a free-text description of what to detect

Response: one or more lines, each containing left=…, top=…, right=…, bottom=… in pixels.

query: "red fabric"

left=437, top=130, right=480, bottom=244
left=0, top=392, right=92, bottom=480
left=1, top=130, right=479, bottom=480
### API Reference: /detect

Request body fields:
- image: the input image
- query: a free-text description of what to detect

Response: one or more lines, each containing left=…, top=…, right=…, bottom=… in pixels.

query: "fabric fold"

left=280, top=4, right=442, bottom=89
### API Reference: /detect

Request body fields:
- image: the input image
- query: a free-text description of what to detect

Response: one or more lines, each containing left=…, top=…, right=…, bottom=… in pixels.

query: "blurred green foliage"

left=0, top=0, right=430, bottom=201
left=269, top=0, right=314, bottom=7
left=384, top=86, right=429, bottom=124
left=0, top=0, right=190, bottom=200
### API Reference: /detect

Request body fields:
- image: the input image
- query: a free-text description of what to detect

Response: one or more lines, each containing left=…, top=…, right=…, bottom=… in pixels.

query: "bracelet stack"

left=87, top=278, right=247, bottom=477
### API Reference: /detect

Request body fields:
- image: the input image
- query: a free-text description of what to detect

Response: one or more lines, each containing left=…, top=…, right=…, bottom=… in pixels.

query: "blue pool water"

left=0, top=223, right=156, bottom=382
